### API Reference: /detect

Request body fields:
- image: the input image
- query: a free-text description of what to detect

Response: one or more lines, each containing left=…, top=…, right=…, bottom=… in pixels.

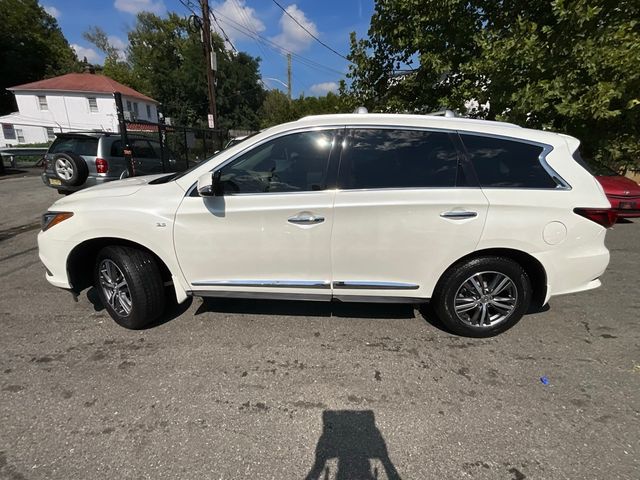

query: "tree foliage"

left=0, top=0, right=79, bottom=114
left=85, top=13, right=265, bottom=130
left=259, top=89, right=348, bottom=129
left=346, top=0, right=640, bottom=169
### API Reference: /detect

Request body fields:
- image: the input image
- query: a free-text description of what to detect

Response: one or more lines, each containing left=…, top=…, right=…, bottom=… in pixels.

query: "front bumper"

left=37, top=230, right=73, bottom=289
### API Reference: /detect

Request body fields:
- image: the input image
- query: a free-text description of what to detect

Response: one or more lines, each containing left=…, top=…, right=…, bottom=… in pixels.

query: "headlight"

left=41, top=211, right=74, bottom=231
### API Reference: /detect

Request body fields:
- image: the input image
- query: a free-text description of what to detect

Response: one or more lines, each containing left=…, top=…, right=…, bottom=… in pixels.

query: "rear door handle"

left=288, top=214, right=325, bottom=225
left=440, top=210, right=478, bottom=219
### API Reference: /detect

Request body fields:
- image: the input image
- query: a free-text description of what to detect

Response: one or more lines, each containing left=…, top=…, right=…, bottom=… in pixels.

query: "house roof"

left=7, top=73, right=158, bottom=104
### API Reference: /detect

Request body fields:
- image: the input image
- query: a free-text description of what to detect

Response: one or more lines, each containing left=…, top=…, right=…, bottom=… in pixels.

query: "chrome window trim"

left=456, top=130, right=572, bottom=190
left=333, top=281, right=420, bottom=290
left=191, top=280, right=331, bottom=289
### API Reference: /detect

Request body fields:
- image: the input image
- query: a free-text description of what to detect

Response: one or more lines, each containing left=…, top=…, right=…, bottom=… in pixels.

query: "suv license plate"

left=49, top=178, right=62, bottom=186
left=619, top=201, right=636, bottom=209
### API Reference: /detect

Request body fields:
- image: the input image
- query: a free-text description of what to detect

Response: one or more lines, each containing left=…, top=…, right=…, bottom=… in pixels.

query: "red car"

left=591, top=163, right=640, bottom=218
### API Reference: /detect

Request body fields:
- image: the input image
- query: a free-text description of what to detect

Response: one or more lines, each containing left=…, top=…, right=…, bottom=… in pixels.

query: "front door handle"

left=288, top=214, right=325, bottom=225
left=440, top=210, right=478, bottom=219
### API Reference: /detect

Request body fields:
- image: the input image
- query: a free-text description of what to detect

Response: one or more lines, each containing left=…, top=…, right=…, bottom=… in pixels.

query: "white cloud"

left=271, top=4, right=317, bottom=53
left=43, top=5, right=61, bottom=18
left=114, top=0, right=165, bottom=15
left=71, top=44, right=101, bottom=64
left=211, top=0, right=265, bottom=49
left=108, top=35, right=128, bottom=61
left=309, top=81, right=339, bottom=96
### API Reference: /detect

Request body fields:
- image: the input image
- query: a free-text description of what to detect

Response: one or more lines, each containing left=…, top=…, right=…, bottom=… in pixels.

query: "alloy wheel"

left=54, top=158, right=74, bottom=180
left=98, top=259, right=132, bottom=316
left=453, top=271, right=518, bottom=328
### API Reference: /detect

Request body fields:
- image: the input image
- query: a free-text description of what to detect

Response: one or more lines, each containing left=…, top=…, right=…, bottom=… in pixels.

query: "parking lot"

left=0, top=171, right=638, bottom=479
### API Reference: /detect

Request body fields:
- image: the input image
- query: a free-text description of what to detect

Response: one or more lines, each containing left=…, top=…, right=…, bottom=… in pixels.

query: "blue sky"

left=41, top=0, right=374, bottom=97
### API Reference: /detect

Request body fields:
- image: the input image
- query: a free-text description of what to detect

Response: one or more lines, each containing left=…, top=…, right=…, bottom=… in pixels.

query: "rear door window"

left=49, top=137, right=98, bottom=156
left=460, top=134, right=557, bottom=188
left=338, top=129, right=461, bottom=189
left=131, top=139, right=156, bottom=158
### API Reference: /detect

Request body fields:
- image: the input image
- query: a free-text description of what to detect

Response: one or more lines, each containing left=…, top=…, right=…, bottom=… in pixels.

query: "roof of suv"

left=280, top=113, right=571, bottom=147
left=298, top=113, right=522, bottom=129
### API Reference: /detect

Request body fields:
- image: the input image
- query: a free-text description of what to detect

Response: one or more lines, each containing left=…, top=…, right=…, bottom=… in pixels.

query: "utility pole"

left=200, top=0, right=217, bottom=128
left=287, top=53, right=292, bottom=101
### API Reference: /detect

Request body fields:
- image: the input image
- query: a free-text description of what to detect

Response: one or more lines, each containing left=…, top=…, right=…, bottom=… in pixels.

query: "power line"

left=270, top=0, right=350, bottom=62
left=230, top=0, right=269, bottom=59
left=177, top=0, right=199, bottom=17
left=210, top=9, right=238, bottom=53
left=211, top=7, right=346, bottom=77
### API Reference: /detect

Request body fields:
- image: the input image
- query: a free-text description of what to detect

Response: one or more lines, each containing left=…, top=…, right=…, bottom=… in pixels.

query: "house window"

left=16, top=129, right=25, bottom=144
left=2, top=124, right=16, bottom=140
left=126, top=100, right=132, bottom=111
left=37, top=95, right=48, bottom=110
left=88, top=97, right=98, bottom=112
left=46, top=127, right=56, bottom=140
left=133, top=102, right=139, bottom=116
left=146, top=104, right=151, bottom=119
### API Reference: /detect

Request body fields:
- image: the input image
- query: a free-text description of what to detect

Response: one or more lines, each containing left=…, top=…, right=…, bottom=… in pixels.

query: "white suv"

left=38, top=113, right=614, bottom=337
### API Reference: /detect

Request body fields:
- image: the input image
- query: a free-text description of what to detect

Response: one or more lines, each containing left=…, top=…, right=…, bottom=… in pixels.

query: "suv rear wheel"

left=94, top=246, right=166, bottom=329
left=431, top=256, right=532, bottom=337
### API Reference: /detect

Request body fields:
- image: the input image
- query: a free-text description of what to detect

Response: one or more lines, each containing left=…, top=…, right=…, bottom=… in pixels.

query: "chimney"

left=83, top=62, right=95, bottom=74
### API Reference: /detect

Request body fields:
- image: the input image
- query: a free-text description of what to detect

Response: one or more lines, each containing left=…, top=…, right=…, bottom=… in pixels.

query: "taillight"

left=573, top=208, right=617, bottom=228
left=96, top=158, right=108, bottom=174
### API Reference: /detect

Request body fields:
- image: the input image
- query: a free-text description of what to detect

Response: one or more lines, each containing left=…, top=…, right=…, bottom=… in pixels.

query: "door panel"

left=331, top=189, right=488, bottom=299
left=174, top=192, right=335, bottom=296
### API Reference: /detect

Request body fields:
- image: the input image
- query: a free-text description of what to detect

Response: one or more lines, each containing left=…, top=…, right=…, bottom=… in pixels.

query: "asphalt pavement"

left=0, top=173, right=638, bottom=479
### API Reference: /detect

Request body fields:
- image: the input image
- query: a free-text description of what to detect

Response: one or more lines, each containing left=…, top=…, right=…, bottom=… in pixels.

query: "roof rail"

left=427, top=109, right=457, bottom=118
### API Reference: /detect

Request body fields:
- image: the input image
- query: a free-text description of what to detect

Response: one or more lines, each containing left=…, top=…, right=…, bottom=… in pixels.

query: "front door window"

left=218, top=130, right=335, bottom=194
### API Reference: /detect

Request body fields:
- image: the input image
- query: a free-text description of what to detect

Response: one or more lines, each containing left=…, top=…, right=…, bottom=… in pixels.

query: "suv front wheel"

left=94, top=246, right=166, bottom=329
left=431, top=256, right=532, bottom=337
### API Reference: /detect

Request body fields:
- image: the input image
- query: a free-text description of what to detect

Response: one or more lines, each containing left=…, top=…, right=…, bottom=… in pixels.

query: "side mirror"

left=197, top=170, right=223, bottom=197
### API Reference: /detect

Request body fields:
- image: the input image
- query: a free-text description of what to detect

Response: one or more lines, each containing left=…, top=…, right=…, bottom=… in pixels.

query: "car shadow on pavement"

left=196, top=297, right=416, bottom=320
left=304, top=410, right=402, bottom=480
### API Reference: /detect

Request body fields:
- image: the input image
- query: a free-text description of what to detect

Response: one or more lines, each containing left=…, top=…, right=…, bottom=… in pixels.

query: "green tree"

left=83, top=26, right=138, bottom=89
left=259, top=89, right=352, bottom=129
left=0, top=0, right=79, bottom=114
left=110, top=12, right=265, bottom=129
left=346, top=0, right=640, bottom=169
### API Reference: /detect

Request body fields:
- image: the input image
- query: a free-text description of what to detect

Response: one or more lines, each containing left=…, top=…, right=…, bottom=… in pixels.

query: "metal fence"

left=122, top=120, right=228, bottom=173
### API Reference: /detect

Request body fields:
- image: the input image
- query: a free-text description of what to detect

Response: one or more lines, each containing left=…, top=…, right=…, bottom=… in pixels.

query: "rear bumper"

left=541, top=236, right=610, bottom=303
left=607, top=196, right=640, bottom=218
left=41, top=172, right=115, bottom=192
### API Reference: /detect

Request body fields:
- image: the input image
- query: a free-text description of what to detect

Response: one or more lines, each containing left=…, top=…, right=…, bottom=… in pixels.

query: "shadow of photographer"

left=305, top=410, right=401, bottom=480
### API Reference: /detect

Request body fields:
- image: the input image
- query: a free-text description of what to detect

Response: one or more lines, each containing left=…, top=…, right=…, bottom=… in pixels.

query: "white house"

left=0, top=73, right=159, bottom=146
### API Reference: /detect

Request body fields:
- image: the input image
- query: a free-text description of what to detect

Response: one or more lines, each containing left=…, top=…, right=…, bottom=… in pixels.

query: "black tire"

left=430, top=256, right=532, bottom=338
left=53, top=152, right=88, bottom=186
left=94, top=246, right=166, bottom=329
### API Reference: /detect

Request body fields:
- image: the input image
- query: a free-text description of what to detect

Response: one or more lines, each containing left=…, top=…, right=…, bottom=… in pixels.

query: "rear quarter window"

left=49, top=137, right=99, bottom=156
left=461, top=134, right=557, bottom=188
